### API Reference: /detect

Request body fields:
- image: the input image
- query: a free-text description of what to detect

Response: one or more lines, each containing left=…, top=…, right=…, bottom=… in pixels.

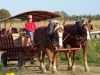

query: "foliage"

left=0, top=9, right=11, bottom=20
left=60, top=39, right=100, bottom=64
left=54, top=11, right=100, bottom=21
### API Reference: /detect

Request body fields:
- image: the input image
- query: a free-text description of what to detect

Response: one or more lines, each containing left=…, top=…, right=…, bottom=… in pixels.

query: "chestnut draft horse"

left=63, top=18, right=93, bottom=71
left=34, top=20, right=64, bottom=73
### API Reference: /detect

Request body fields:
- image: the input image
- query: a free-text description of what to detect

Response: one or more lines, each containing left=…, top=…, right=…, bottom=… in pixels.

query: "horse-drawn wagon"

left=0, top=10, right=61, bottom=68
left=0, top=10, right=92, bottom=73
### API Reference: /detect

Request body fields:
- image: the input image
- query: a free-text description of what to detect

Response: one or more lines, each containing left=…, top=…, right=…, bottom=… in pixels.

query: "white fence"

left=90, top=31, right=100, bottom=39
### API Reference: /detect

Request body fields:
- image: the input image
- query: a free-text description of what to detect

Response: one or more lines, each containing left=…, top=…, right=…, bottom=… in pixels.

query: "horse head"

left=49, top=20, right=64, bottom=48
left=75, top=18, right=93, bottom=40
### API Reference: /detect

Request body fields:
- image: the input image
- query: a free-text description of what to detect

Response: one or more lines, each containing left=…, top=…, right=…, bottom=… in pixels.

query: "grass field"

left=0, top=20, right=100, bottom=31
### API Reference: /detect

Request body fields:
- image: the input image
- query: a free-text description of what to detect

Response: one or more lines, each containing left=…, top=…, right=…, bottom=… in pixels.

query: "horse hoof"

left=41, top=68, right=47, bottom=73
left=46, top=67, right=52, bottom=71
left=52, top=70, right=57, bottom=73
left=52, top=68, right=58, bottom=73
left=45, top=64, right=52, bottom=71
left=85, top=68, right=90, bottom=72
left=39, top=66, right=47, bottom=73
left=67, top=67, right=72, bottom=71
left=46, top=66, right=52, bottom=71
left=42, top=70, right=47, bottom=73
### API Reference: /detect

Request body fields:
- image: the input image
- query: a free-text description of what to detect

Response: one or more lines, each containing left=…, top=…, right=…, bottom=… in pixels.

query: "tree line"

left=55, top=11, right=100, bottom=21
left=0, top=9, right=11, bottom=20
left=0, top=8, right=100, bottom=21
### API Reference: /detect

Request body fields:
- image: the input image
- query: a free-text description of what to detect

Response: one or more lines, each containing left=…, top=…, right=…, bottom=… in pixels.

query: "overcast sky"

left=0, top=0, right=100, bottom=16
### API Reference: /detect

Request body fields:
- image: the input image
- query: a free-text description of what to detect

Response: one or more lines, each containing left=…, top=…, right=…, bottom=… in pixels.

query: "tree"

left=54, top=11, right=62, bottom=21
left=61, top=11, right=69, bottom=21
left=0, top=9, right=11, bottom=20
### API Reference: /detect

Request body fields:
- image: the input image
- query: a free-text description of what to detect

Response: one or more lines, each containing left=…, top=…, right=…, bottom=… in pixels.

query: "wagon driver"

left=25, top=15, right=37, bottom=45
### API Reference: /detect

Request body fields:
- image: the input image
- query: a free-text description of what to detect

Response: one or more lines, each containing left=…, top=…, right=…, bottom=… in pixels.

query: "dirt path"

left=1, top=63, right=100, bottom=75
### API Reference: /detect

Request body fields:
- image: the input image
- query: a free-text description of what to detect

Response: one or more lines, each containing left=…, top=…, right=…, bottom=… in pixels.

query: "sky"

left=0, top=0, right=100, bottom=16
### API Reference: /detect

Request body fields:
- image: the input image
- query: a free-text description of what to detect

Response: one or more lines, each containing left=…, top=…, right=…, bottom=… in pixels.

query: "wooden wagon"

left=0, top=10, right=61, bottom=68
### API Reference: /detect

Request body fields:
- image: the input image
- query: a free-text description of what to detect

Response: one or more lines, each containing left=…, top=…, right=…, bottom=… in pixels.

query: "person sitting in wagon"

left=24, top=15, right=37, bottom=46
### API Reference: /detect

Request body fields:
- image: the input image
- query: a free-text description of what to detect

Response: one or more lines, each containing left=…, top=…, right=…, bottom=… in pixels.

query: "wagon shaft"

left=57, top=48, right=81, bottom=52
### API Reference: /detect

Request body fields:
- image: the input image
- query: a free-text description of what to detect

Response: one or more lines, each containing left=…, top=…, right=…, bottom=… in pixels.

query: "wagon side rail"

left=0, top=35, right=23, bottom=60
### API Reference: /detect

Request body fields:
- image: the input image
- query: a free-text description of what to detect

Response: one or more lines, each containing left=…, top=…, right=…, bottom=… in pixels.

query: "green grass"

left=60, top=39, right=100, bottom=64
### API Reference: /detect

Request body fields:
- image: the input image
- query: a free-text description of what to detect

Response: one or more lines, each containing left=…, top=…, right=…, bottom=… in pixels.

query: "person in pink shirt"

left=25, top=15, right=37, bottom=44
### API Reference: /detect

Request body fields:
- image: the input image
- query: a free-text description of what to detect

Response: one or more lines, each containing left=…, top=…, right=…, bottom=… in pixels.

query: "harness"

left=63, top=25, right=87, bottom=42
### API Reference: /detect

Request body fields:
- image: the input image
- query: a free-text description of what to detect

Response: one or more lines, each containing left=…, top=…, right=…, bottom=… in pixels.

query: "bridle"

left=50, top=22, right=64, bottom=48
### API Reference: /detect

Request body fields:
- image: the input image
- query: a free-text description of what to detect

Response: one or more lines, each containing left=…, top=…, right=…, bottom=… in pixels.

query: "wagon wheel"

left=0, top=52, right=3, bottom=66
left=1, top=52, right=7, bottom=66
left=18, top=53, right=25, bottom=68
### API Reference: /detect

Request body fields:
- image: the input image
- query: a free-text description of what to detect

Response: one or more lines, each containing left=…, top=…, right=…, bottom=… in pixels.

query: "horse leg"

left=56, top=53, right=61, bottom=68
left=82, top=43, right=90, bottom=71
left=45, top=48, right=53, bottom=71
left=52, top=51, right=58, bottom=73
left=72, top=50, right=76, bottom=71
left=38, top=50, right=47, bottom=73
left=65, top=51, right=72, bottom=70
left=64, top=44, right=72, bottom=70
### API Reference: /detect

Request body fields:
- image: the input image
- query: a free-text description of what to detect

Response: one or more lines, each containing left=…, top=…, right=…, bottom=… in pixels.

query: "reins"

left=62, top=25, right=75, bottom=42
left=63, top=33, right=70, bottom=42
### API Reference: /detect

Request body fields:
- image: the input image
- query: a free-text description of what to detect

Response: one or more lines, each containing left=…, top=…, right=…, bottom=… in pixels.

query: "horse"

left=34, top=20, right=64, bottom=73
left=63, top=18, right=93, bottom=71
